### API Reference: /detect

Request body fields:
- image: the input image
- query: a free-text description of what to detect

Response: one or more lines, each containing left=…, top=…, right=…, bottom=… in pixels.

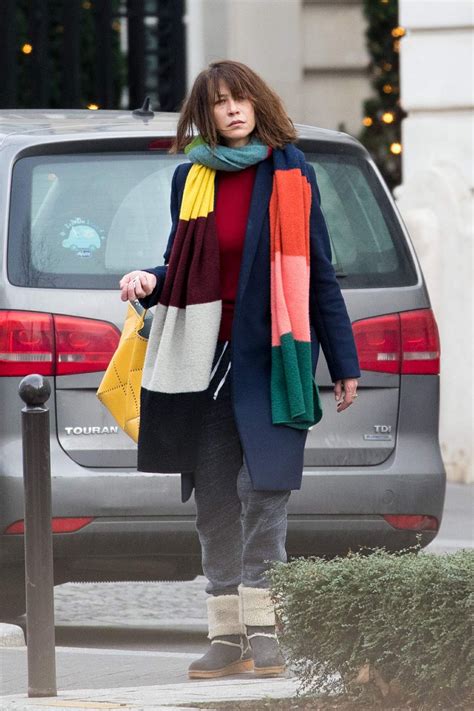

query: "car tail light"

left=0, top=311, right=120, bottom=377
left=4, top=517, right=94, bottom=534
left=148, top=138, right=174, bottom=150
left=54, top=314, right=120, bottom=375
left=0, top=311, right=54, bottom=376
left=352, top=308, right=440, bottom=375
left=352, top=312, right=400, bottom=374
left=383, top=514, right=438, bottom=531
left=400, top=309, right=440, bottom=375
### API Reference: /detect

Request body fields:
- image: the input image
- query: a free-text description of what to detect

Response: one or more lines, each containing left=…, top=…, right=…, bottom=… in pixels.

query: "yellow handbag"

left=96, top=300, right=152, bottom=443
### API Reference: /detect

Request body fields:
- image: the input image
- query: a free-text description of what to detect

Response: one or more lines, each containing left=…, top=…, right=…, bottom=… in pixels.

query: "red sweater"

left=215, top=164, right=257, bottom=341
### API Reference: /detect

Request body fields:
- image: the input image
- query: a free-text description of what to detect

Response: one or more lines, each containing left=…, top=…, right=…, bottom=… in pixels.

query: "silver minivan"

left=0, top=110, right=446, bottom=618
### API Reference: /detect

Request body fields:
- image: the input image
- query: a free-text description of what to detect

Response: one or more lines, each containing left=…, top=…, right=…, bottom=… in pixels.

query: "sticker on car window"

left=61, top=218, right=105, bottom=258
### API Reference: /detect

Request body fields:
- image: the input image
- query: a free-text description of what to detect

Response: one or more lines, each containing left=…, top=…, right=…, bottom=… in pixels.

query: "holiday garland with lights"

left=357, top=0, right=406, bottom=191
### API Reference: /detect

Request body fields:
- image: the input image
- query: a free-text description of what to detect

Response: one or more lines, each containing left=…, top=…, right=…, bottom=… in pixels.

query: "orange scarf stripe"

left=269, top=167, right=312, bottom=348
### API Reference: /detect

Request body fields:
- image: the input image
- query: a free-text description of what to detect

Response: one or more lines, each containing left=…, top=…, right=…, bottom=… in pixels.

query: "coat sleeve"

left=306, top=161, right=361, bottom=382
left=137, top=163, right=182, bottom=309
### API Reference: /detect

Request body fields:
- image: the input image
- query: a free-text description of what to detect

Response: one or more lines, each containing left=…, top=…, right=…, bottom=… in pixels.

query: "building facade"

left=185, top=0, right=371, bottom=134
left=395, top=0, right=473, bottom=483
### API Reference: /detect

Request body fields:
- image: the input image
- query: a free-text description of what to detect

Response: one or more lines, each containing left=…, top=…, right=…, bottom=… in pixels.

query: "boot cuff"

left=239, top=584, right=276, bottom=627
left=207, top=594, right=245, bottom=639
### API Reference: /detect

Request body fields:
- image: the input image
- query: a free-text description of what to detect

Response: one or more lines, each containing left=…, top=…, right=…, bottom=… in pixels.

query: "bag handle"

left=130, top=299, right=152, bottom=339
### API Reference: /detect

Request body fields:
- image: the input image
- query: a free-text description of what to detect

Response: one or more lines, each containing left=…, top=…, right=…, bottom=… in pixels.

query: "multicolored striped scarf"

left=269, top=147, right=322, bottom=429
left=138, top=137, right=321, bottom=474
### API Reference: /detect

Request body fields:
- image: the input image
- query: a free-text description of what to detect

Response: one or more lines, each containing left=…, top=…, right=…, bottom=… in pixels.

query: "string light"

left=393, top=39, right=401, bottom=53
left=87, top=103, right=99, bottom=110
left=383, top=83, right=393, bottom=94
left=82, top=1, right=92, bottom=9
left=21, top=43, right=33, bottom=55
left=391, top=26, right=405, bottom=38
left=382, top=112, right=395, bottom=123
left=362, top=117, right=373, bottom=127
left=390, top=142, right=402, bottom=155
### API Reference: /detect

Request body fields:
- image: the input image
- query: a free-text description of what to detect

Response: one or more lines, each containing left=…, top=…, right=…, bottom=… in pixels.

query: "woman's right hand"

left=119, top=270, right=157, bottom=302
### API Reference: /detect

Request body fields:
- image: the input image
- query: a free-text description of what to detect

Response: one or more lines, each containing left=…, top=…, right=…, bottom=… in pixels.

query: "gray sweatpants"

left=193, top=340, right=291, bottom=597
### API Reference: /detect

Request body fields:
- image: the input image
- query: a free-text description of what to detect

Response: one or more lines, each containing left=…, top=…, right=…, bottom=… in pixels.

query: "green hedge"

left=268, top=544, right=473, bottom=709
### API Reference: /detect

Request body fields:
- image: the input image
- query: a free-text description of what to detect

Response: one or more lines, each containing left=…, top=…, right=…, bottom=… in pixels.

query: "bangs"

left=207, top=66, right=254, bottom=103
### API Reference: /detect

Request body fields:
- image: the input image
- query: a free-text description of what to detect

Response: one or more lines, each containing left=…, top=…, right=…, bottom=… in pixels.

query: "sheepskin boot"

left=239, top=584, right=286, bottom=677
left=188, top=594, right=253, bottom=679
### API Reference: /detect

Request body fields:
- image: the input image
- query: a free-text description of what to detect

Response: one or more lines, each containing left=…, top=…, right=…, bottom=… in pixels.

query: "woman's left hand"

left=334, top=378, right=358, bottom=412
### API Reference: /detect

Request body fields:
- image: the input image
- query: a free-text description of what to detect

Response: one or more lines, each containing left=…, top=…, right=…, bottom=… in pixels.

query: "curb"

left=0, top=623, right=25, bottom=647
left=6, top=618, right=208, bottom=635
left=56, top=620, right=208, bottom=635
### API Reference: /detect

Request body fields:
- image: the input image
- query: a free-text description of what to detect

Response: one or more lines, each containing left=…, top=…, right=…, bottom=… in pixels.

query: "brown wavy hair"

left=170, top=60, right=297, bottom=153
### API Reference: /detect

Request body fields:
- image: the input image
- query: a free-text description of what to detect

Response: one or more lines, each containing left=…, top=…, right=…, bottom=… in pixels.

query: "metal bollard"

left=19, top=374, right=57, bottom=698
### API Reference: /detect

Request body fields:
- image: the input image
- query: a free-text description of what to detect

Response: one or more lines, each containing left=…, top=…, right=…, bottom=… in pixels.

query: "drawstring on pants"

left=213, top=361, right=231, bottom=400
left=210, top=340, right=231, bottom=400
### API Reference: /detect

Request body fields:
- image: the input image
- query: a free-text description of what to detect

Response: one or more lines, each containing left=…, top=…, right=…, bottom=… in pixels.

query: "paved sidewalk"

left=2, top=672, right=299, bottom=710
left=1, top=644, right=201, bottom=694
left=1, top=640, right=301, bottom=710
left=51, top=580, right=208, bottom=630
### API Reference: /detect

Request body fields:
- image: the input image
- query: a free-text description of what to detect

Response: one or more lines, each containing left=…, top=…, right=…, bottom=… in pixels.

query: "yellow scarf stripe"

left=179, top=163, right=216, bottom=221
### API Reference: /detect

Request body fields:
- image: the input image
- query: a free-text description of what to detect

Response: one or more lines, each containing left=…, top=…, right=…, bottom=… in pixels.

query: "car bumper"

left=1, top=512, right=437, bottom=575
left=0, top=472, right=444, bottom=580
left=1, top=432, right=446, bottom=572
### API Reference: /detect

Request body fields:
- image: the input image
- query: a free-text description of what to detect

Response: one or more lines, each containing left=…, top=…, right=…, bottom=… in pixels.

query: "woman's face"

left=212, top=80, right=256, bottom=148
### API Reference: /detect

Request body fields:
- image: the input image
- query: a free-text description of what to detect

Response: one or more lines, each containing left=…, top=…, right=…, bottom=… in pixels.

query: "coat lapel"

left=235, top=156, right=273, bottom=303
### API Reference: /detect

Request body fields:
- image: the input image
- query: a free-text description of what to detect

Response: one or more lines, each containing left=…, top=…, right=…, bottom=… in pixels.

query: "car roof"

left=0, top=109, right=367, bottom=156
left=0, top=110, right=181, bottom=141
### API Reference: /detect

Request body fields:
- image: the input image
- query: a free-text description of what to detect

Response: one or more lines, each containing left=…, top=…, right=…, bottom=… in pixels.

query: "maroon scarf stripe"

left=159, top=214, right=221, bottom=308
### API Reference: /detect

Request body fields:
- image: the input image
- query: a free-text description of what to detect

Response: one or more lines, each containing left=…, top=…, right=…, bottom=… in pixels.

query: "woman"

left=119, top=60, right=360, bottom=679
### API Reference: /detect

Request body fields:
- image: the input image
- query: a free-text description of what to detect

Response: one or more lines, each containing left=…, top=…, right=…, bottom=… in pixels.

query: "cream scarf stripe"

left=141, top=164, right=222, bottom=394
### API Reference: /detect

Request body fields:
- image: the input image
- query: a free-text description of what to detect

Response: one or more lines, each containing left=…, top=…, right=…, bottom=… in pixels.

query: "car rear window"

left=8, top=152, right=184, bottom=289
left=8, top=148, right=417, bottom=289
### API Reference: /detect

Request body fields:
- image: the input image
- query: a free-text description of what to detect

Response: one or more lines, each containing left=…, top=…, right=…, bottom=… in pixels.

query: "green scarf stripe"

left=271, top=334, right=323, bottom=429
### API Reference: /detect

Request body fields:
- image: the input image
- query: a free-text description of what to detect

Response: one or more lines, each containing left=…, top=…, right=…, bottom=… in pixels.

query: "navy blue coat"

left=139, top=147, right=360, bottom=498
